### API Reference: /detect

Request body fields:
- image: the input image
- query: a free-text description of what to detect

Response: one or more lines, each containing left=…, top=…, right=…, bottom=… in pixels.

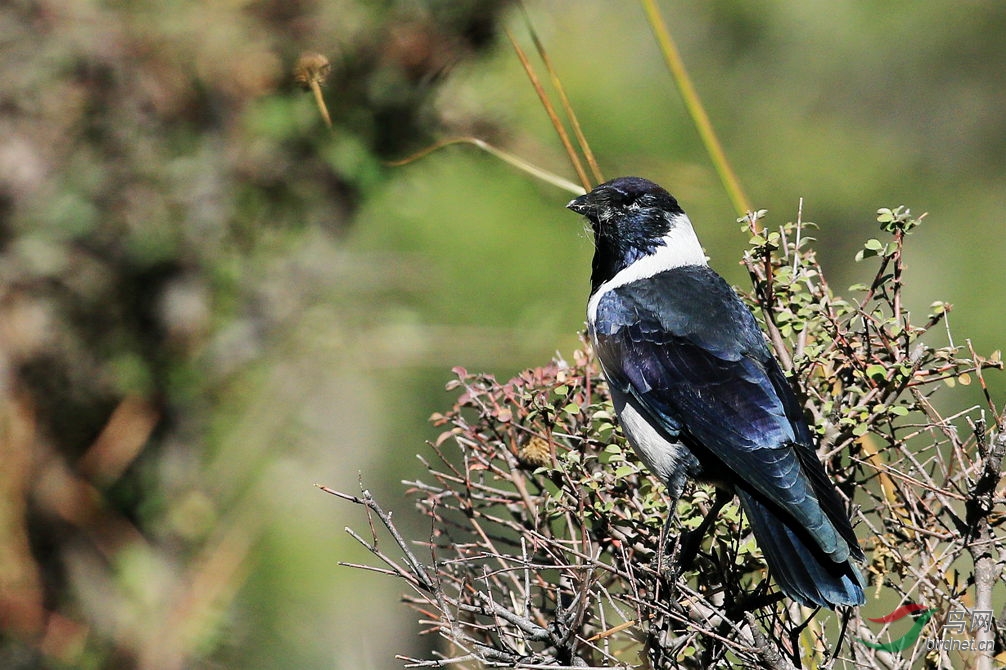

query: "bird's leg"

left=655, top=489, right=732, bottom=605
left=677, top=488, right=733, bottom=570
left=655, top=504, right=677, bottom=576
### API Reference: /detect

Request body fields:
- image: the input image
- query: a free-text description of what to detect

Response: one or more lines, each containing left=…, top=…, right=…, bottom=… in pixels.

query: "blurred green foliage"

left=0, top=1, right=1003, bottom=669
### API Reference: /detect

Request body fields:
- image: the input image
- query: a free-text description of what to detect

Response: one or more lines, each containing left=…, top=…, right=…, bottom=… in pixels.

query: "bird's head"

left=567, top=177, right=703, bottom=291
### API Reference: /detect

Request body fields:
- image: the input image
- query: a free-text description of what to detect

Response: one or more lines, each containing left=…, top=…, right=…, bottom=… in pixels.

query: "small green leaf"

left=614, top=465, right=637, bottom=478
left=681, top=515, right=703, bottom=529
left=562, top=450, right=581, bottom=464
left=865, top=364, right=887, bottom=381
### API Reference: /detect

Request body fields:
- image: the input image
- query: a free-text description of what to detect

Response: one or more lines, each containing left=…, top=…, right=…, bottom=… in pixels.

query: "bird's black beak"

left=566, top=192, right=591, bottom=215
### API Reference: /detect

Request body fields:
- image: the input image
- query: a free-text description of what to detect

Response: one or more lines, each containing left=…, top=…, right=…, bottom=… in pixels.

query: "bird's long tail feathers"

left=735, top=488, right=865, bottom=609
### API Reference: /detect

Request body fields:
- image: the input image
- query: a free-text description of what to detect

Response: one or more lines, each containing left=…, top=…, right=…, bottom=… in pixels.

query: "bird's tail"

left=735, top=488, right=865, bottom=608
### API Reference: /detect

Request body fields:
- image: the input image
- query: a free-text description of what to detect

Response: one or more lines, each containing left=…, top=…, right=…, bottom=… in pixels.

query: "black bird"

left=568, top=176, right=865, bottom=608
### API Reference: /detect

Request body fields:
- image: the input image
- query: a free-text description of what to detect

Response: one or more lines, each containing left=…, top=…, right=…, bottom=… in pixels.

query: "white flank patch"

left=587, top=212, right=707, bottom=324
left=608, top=386, right=691, bottom=491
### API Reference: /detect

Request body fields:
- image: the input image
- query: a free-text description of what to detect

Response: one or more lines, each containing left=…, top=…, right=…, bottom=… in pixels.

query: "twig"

left=318, top=485, right=435, bottom=592
left=964, top=424, right=1006, bottom=670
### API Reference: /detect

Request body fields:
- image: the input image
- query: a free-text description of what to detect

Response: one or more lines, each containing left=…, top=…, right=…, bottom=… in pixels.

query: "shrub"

left=332, top=205, right=1004, bottom=669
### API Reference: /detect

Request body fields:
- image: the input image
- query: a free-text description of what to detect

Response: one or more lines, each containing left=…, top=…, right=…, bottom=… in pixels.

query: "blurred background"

left=1, top=1, right=1003, bottom=668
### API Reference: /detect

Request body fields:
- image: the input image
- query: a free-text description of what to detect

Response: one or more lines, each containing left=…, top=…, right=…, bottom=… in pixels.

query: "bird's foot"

left=650, top=534, right=683, bottom=603
left=653, top=528, right=703, bottom=576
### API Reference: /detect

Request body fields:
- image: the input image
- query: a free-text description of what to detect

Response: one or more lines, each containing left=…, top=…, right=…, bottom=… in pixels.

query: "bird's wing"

left=591, top=265, right=854, bottom=561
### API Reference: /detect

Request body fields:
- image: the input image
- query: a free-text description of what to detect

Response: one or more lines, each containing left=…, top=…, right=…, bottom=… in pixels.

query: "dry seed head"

left=518, top=437, right=551, bottom=468
left=293, top=51, right=331, bottom=90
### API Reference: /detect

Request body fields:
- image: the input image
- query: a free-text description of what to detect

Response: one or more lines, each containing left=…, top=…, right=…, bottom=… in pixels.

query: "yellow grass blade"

left=519, top=6, right=604, bottom=185
left=505, top=28, right=592, bottom=191
left=387, top=137, right=585, bottom=195
left=639, top=0, right=752, bottom=218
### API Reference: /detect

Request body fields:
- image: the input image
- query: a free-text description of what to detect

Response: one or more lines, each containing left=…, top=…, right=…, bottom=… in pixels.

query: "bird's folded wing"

left=592, top=270, right=852, bottom=560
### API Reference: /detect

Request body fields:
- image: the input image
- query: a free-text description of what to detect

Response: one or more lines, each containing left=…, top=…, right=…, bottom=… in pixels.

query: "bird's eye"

left=611, top=190, right=634, bottom=207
